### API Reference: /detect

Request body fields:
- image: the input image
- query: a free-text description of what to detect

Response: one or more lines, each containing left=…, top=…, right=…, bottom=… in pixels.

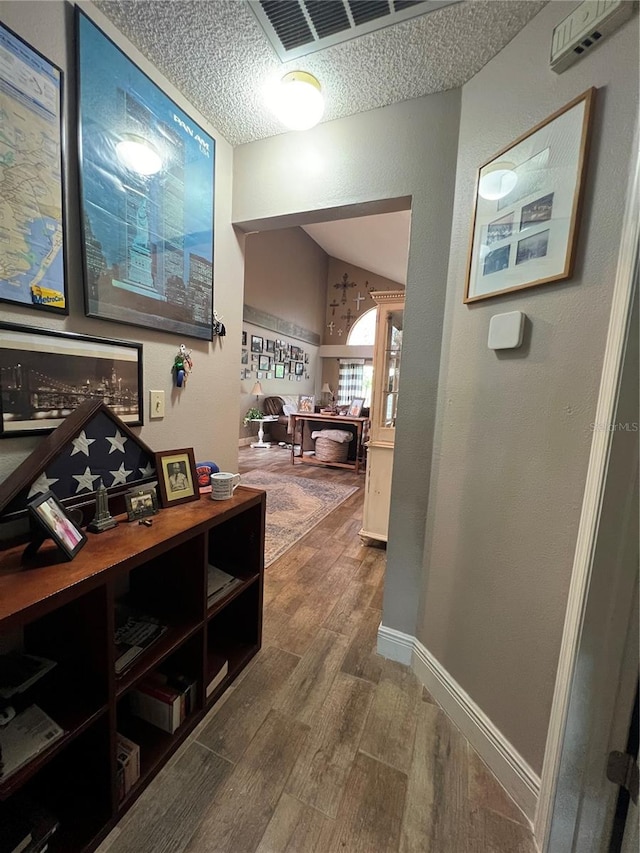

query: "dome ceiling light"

left=269, top=71, right=324, bottom=131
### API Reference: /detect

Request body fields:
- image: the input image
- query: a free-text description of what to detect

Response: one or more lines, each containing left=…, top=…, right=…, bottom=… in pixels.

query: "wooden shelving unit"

left=0, top=486, right=265, bottom=852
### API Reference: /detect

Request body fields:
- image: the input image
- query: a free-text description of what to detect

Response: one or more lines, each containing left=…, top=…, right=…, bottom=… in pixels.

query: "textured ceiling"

left=95, top=0, right=547, bottom=146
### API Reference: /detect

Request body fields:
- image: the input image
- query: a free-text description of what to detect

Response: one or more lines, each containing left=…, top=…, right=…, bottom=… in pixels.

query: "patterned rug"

left=239, top=470, right=359, bottom=567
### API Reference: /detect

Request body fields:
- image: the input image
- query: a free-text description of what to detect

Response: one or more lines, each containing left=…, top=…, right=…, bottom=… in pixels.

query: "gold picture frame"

left=155, top=448, right=200, bottom=508
left=464, top=88, right=595, bottom=303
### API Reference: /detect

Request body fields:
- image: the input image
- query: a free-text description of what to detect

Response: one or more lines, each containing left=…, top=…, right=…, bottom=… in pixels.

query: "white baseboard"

left=378, top=624, right=540, bottom=822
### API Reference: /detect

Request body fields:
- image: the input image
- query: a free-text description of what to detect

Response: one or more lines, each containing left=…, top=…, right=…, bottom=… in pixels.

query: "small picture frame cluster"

left=155, top=448, right=200, bottom=508
left=28, top=490, right=87, bottom=561
left=125, top=485, right=159, bottom=522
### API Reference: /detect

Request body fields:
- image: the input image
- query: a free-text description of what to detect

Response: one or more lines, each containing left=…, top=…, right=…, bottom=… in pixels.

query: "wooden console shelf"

left=289, top=412, right=368, bottom=473
left=0, top=486, right=265, bottom=852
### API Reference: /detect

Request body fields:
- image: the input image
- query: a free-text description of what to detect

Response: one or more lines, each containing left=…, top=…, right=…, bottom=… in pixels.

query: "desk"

left=290, top=413, right=369, bottom=474
left=249, top=415, right=279, bottom=448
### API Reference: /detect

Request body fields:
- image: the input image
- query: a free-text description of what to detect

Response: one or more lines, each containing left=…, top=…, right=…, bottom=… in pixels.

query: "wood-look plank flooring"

left=98, top=446, right=537, bottom=853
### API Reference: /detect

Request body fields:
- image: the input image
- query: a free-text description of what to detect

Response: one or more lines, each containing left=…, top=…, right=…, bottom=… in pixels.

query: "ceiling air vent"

left=248, top=0, right=459, bottom=61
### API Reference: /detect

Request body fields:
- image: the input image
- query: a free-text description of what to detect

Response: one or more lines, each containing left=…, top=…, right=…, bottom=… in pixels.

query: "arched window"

left=337, top=308, right=376, bottom=407
left=347, top=307, right=376, bottom=345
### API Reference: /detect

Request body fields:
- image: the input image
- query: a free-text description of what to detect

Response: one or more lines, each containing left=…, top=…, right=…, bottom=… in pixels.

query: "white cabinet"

left=360, top=291, right=404, bottom=543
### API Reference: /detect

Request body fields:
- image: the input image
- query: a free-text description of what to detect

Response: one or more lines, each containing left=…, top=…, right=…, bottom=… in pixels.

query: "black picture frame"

left=124, top=485, right=159, bottom=521
left=242, top=331, right=247, bottom=346
left=76, top=10, right=215, bottom=340
left=295, top=361, right=304, bottom=376
left=0, top=322, right=143, bottom=437
left=274, top=364, right=285, bottom=379
left=258, top=354, right=270, bottom=371
left=251, top=335, right=263, bottom=353
left=0, top=323, right=144, bottom=438
left=28, top=490, right=87, bottom=561
left=0, top=23, right=69, bottom=315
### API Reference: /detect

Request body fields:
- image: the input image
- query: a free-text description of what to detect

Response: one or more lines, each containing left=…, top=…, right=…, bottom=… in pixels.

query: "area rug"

left=239, top=470, right=359, bottom=567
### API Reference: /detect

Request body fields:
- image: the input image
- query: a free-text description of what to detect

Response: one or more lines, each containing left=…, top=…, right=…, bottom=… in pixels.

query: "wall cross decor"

left=341, top=309, right=355, bottom=328
left=353, top=292, right=365, bottom=311
left=337, top=327, right=344, bottom=337
left=327, top=321, right=335, bottom=335
left=334, top=273, right=356, bottom=304
left=328, top=298, right=340, bottom=316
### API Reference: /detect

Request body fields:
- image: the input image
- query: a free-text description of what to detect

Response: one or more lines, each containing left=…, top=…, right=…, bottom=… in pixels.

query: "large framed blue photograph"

left=77, top=10, right=215, bottom=340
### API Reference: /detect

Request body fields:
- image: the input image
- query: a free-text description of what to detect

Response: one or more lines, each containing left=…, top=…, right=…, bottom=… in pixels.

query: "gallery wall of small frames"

left=241, top=331, right=310, bottom=382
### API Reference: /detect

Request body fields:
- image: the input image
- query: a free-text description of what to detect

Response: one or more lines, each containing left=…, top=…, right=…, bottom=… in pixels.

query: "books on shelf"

left=116, top=733, right=140, bottom=803
left=206, top=657, right=228, bottom=698
left=114, top=603, right=168, bottom=675
left=207, top=565, right=241, bottom=607
left=0, top=653, right=57, bottom=701
left=129, top=670, right=197, bottom=734
left=0, top=705, right=63, bottom=782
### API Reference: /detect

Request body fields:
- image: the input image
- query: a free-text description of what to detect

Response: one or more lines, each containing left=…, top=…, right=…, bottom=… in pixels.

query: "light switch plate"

left=488, top=311, right=525, bottom=350
left=149, top=390, right=165, bottom=419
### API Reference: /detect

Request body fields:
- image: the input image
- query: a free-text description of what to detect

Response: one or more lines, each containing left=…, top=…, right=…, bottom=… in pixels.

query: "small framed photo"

left=28, top=490, right=87, bottom=561
left=348, top=397, right=365, bottom=417
left=465, top=88, right=595, bottom=302
left=274, top=364, right=285, bottom=379
left=242, top=331, right=247, bottom=346
left=266, top=339, right=275, bottom=353
left=257, top=371, right=263, bottom=379
left=251, top=335, right=263, bottom=353
left=258, top=354, right=270, bottom=371
left=298, top=395, right=315, bottom=413
left=155, top=448, right=200, bottom=508
left=241, top=349, right=248, bottom=364
left=295, top=361, right=304, bottom=376
left=266, top=372, right=273, bottom=380
left=125, top=485, right=159, bottom=521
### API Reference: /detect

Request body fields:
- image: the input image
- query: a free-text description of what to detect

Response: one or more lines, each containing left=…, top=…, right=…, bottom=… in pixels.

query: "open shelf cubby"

left=0, top=487, right=265, bottom=852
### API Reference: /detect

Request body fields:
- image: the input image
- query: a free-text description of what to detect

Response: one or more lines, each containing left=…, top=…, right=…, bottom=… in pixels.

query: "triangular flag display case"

left=0, top=402, right=265, bottom=852
left=0, top=400, right=156, bottom=523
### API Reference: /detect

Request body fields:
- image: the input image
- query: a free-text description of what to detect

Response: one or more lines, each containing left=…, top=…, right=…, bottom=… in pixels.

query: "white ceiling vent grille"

left=248, top=0, right=459, bottom=61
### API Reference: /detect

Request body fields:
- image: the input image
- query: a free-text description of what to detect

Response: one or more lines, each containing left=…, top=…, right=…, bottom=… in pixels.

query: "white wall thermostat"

left=488, top=311, right=525, bottom=350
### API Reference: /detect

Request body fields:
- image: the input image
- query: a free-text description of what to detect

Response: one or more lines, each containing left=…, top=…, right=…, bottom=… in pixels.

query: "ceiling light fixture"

left=478, top=161, right=518, bottom=201
left=116, top=134, right=163, bottom=176
left=269, top=70, right=324, bottom=131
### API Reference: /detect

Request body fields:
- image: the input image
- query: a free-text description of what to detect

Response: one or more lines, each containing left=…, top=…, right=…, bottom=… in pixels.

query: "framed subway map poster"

left=0, top=23, right=67, bottom=313
left=76, top=10, right=215, bottom=340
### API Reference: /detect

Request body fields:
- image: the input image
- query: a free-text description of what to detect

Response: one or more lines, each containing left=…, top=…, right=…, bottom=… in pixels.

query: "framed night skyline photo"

left=77, top=11, right=215, bottom=339
left=0, top=323, right=142, bottom=436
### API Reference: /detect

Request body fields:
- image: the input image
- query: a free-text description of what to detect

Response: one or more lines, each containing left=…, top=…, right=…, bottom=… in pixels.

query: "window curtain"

left=337, top=360, right=364, bottom=406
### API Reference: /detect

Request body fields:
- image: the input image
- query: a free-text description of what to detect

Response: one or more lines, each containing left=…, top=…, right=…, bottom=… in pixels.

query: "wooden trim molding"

left=243, top=304, right=321, bottom=346
left=378, top=624, right=541, bottom=822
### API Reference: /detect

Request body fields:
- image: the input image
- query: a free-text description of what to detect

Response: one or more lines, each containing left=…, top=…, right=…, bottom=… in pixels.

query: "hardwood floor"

left=98, top=445, right=537, bottom=853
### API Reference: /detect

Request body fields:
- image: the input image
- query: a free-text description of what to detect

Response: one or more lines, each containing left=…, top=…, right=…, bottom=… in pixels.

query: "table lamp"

left=251, top=381, right=263, bottom=405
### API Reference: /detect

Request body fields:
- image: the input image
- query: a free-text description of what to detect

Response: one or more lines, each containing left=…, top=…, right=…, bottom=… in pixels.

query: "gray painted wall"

left=418, top=3, right=639, bottom=772
left=239, top=228, right=326, bottom=440
left=0, top=1, right=243, bottom=484
left=234, top=91, right=462, bottom=640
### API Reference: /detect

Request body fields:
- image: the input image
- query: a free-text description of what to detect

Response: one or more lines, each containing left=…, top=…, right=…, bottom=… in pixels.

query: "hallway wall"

left=418, top=2, right=639, bottom=772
